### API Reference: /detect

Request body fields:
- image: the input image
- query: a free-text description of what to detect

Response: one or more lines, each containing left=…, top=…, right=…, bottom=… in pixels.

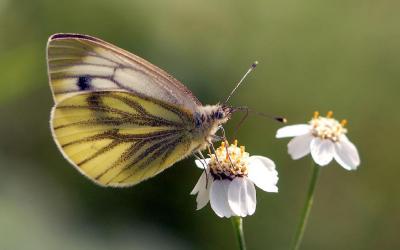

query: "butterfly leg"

left=198, top=151, right=207, bottom=161
left=209, top=142, right=233, bottom=180
left=206, top=143, right=224, bottom=177
left=208, top=143, right=221, bottom=165
left=210, top=134, right=224, bottom=143
left=211, top=125, right=227, bottom=143
left=216, top=126, right=235, bottom=168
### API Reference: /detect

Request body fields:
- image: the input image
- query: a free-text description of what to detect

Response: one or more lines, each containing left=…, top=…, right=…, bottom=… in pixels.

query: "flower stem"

left=231, top=216, right=247, bottom=250
left=292, top=162, right=321, bottom=250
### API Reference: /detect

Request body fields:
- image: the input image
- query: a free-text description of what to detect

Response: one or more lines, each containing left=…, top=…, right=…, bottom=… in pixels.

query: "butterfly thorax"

left=191, top=104, right=234, bottom=150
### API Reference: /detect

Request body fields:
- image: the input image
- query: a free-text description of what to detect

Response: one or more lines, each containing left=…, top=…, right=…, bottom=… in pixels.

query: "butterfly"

left=47, top=33, right=240, bottom=187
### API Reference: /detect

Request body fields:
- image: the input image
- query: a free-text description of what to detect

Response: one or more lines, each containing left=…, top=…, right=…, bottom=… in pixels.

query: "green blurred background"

left=0, top=0, right=399, bottom=249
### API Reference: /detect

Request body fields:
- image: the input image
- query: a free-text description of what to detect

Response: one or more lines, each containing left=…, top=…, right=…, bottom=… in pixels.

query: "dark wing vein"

left=51, top=91, right=195, bottom=186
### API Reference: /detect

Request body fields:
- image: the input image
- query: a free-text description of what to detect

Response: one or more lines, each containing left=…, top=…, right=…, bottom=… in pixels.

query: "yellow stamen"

left=234, top=139, right=238, bottom=147
left=240, top=146, right=245, bottom=155
left=313, top=111, right=319, bottom=119
left=309, top=110, right=348, bottom=142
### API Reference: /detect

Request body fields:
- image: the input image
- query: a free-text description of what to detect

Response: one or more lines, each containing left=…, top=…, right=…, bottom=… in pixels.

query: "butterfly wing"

left=51, top=91, right=198, bottom=187
left=47, top=33, right=208, bottom=186
left=47, top=33, right=202, bottom=111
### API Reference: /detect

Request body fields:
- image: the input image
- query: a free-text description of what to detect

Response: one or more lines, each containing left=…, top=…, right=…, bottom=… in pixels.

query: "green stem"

left=231, top=216, right=247, bottom=250
left=292, top=162, right=321, bottom=250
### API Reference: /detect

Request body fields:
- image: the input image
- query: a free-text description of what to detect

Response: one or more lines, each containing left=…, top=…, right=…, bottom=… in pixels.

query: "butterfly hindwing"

left=47, top=33, right=202, bottom=111
left=51, top=91, right=196, bottom=186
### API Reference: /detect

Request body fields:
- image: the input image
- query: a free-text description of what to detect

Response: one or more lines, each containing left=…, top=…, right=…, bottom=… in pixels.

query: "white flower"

left=191, top=140, right=278, bottom=218
left=276, top=111, right=360, bottom=170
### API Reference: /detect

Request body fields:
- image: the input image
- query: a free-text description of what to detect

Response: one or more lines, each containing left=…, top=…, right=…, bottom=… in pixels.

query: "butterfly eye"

left=194, top=116, right=202, bottom=127
left=216, top=111, right=224, bottom=119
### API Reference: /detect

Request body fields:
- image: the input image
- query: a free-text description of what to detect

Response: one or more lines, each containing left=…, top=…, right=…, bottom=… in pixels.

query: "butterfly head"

left=214, top=105, right=236, bottom=123
left=195, top=105, right=236, bottom=129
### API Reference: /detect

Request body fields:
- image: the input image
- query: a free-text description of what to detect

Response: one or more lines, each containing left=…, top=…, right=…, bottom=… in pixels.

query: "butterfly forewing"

left=47, top=33, right=202, bottom=111
left=51, top=91, right=196, bottom=186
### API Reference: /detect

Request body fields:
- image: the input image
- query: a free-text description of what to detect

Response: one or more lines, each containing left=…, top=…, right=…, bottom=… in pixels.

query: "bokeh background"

left=0, top=0, right=399, bottom=249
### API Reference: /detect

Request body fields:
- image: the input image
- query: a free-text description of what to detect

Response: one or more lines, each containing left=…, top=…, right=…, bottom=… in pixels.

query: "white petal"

left=196, top=176, right=210, bottom=210
left=195, top=158, right=210, bottom=169
left=210, top=180, right=233, bottom=218
left=334, top=135, right=360, bottom=170
left=247, top=156, right=279, bottom=192
left=228, top=178, right=256, bottom=217
left=310, top=138, right=334, bottom=166
left=276, top=124, right=311, bottom=138
left=191, top=171, right=206, bottom=195
left=191, top=172, right=211, bottom=210
left=287, top=134, right=313, bottom=160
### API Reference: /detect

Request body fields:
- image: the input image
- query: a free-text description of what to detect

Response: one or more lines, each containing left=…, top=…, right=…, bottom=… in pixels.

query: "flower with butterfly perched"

left=191, top=140, right=278, bottom=218
left=276, top=111, right=360, bottom=170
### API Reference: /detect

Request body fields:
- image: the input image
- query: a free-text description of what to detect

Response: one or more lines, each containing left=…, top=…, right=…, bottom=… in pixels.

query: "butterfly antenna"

left=235, top=106, right=287, bottom=123
left=255, top=110, right=287, bottom=123
left=224, top=61, right=258, bottom=104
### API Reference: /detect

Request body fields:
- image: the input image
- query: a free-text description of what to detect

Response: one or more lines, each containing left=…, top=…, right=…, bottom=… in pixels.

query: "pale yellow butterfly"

left=47, top=33, right=257, bottom=187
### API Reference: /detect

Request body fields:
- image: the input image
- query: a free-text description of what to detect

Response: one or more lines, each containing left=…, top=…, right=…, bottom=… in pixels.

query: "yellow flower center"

left=209, top=140, right=250, bottom=179
left=309, top=111, right=348, bottom=142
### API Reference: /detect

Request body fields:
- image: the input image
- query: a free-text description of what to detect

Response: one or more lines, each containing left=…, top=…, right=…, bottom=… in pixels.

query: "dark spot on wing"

left=77, top=76, right=91, bottom=90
